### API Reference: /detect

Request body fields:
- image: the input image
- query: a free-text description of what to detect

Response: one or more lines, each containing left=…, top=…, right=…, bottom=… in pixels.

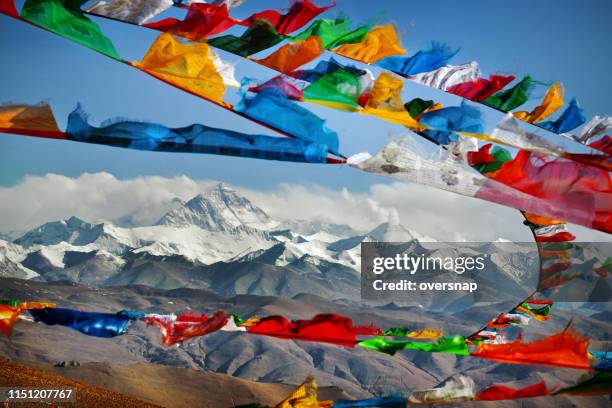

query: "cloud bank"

left=0, top=172, right=605, bottom=241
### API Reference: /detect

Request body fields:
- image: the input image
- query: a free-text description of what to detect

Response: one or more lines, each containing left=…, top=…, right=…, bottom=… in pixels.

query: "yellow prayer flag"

left=359, top=72, right=421, bottom=128
left=275, top=376, right=333, bottom=408
left=408, top=328, right=443, bottom=339
left=333, top=25, right=407, bottom=64
left=513, top=83, right=564, bottom=123
left=135, top=33, right=226, bottom=103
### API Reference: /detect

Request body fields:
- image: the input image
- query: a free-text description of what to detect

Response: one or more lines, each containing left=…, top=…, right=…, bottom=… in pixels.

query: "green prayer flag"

left=358, top=336, right=468, bottom=356
left=483, top=75, right=534, bottom=112
left=21, top=0, right=120, bottom=59
left=208, top=21, right=286, bottom=57
left=381, top=327, right=412, bottom=337
left=303, top=69, right=362, bottom=107
left=473, top=145, right=512, bottom=174
left=519, top=303, right=552, bottom=317
left=0, top=300, right=21, bottom=307
left=357, top=337, right=409, bottom=355
left=539, top=242, right=576, bottom=251
left=405, top=336, right=469, bottom=356
left=293, top=17, right=370, bottom=49
left=404, top=98, right=434, bottom=118
left=231, top=313, right=245, bottom=325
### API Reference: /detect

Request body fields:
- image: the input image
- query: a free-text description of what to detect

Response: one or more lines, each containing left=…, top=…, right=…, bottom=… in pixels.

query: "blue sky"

left=0, top=0, right=611, bottom=240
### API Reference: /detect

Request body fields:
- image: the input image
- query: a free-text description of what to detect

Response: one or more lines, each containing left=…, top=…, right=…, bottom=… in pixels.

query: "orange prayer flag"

left=524, top=212, right=566, bottom=226
left=255, top=36, right=323, bottom=74
left=471, top=329, right=591, bottom=370
left=333, top=24, right=406, bottom=64
left=0, top=304, right=21, bottom=337
left=0, top=103, right=61, bottom=134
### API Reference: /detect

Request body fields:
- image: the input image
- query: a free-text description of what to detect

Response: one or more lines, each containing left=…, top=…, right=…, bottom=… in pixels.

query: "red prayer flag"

left=490, top=150, right=612, bottom=233
left=0, top=0, right=18, bottom=17
left=249, top=76, right=305, bottom=100
left=145, top=3, right=239, bottom=41
left=524, top=298, right=554, bottom=305
left=247, top=313, right=363, bottom=347
left=241, top=0, right=335, bottom=35
left=144, top=310, right=229, bottom=346
left=476, top=381, right=550, bottom=400
left=467, top=143, right=494, bottom=166
left=535, top=231, right=577, bottom=243
left=471, top=329, right=591, bottom=369
left=448, top=75, right=515, bottom=102
left=588, top=135, right=612, bottom=155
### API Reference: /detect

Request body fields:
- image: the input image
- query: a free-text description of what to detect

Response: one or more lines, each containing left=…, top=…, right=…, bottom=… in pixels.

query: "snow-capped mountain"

left=158, top=183, right=278, bottom=231
left=1, top=183, right=540, bottom=304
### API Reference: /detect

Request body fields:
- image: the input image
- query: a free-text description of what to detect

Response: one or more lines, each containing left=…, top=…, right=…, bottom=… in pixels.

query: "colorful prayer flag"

left=333, top=24, right=406, bottom=64
left=21, top=0, right=120, bottom=59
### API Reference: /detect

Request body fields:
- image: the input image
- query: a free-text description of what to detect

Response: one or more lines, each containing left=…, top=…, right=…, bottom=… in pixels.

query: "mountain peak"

left=158, top=184, right=277, bottom=231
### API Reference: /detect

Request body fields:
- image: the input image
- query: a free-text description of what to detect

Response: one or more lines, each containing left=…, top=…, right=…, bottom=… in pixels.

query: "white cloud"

left=0, top=172, right=608, bottom=242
